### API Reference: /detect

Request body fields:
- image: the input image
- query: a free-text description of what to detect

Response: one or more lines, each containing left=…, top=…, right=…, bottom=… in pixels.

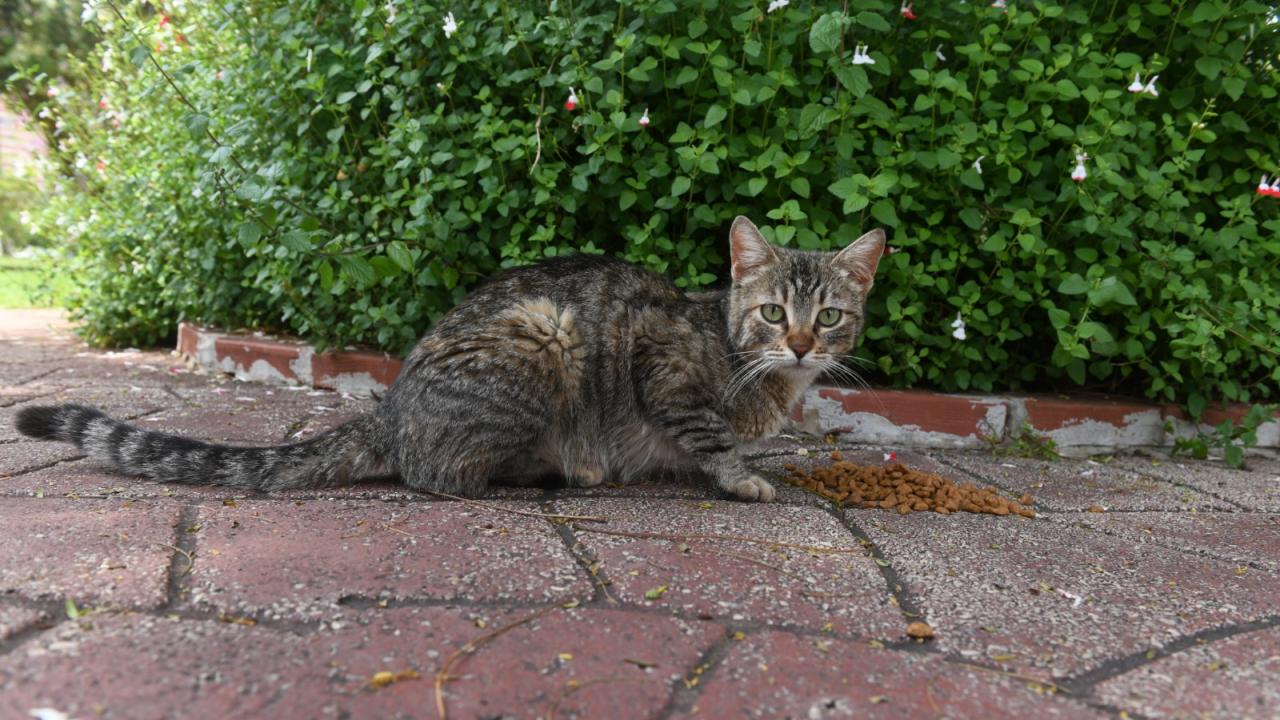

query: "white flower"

left=436, top=82, right=445, bottom=92
left=766, top=0, right=789, bottom=13
left=101, top=47, right=113, bottom=72
left=443, top=11, right=458, bottom=38
left=1257, top=174, right=1270, bottom=195
left=305, top=48, right=313, bottom=73
left=951, top=313, right=967, bottom=341
left=638, top=108, right=650, bottom=127
left=991, top=0, right=1007, bottom=8
left=385, top=0, right=397, bottom=24
left=973, top=155, right=985, bottom=174
left=1071, top=152, right=1088, bottom=183
left=1142, top=74, right=1158, bottom=97
left=851, top=44, right=876, bottom=65
left=1127, top=72, right=1144, bottom=93
left=935, top=44, right=946, bottom=62
left=29, top=709, right=70, bottom=720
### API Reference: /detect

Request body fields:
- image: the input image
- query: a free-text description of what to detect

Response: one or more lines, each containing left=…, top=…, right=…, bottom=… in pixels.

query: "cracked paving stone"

left=1093, top=623, right=1280, bottom=719
left=554, top=497, right=903, bottom=636
left=1046, top=511, right=1280, bottom=572
left=693, top=630, right=1103, bottom=718
left=187, top=500, right=592, bottom=620
left=938, top=453, right=1232, bottom=511
left=0, top=606, right=721, bottom=720
left=852, top=509, right=1280, bottom=679
left=0, top=498, right=182, bottom=609
left=1113, top=455, right=1280, bottom=512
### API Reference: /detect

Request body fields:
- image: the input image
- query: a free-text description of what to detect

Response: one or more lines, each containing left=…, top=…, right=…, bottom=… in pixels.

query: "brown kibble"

left=905, top=621, right=935, bottom=639
left=1087, top=505, right=1105, bottom=513
left=784, top=452, right=1030, bottom=519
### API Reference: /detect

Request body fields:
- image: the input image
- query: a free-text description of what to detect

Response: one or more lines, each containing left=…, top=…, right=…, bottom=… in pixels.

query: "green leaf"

left=869, top=200, right=899, bottom=228
left=809, top=13, right=844, bottom=54
left=671, top=176, right=692, bottom=196
left=65, top=598, right=81, bottom=619
left=1187, top=392, right=1206, bottom=421
left=237, top=221, right=264, bottom=247
left=337, top=256, right=377, bottom=287
left=704, top=104, right=728, bottom=128
left=387, top=241, right=414, bottom=272
left=746, top=177, right=768, bottom=197
left=1224, top=445, right=1244, bottom=468
left=280, top=229, right=311, bottom=252
left=959, top=208, right=983, bottom=230
left=1057, top=274, right=1089, bottom=295
left=854, top=11, right=891, bottom=33
left=1194, top=56, right=1224, bottom=81
left=1088, top=278, right=1138, bottom=307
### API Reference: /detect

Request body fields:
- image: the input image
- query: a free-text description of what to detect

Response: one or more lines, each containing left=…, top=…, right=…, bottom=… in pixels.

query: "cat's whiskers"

left=724, top=354, right=776, bottom=403
left=820, top=358, right=887, bottom=414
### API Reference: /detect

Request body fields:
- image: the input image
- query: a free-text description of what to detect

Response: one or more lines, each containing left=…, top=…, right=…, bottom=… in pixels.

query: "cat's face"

left=725, top=216, right=885, bottom=380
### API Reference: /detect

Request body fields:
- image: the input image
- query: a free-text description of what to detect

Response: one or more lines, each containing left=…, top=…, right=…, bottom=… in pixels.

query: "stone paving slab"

left=0, top=498, right=181, bottom=609
left=0, top=385, right=178, bottom=443
left=692, top=630, right=1103, bottom=718
left=851, top=508, right=1280, bottom=680
left=188, top=499, right=592, bottom=620
left=1114, top=455, right=1280, bottom=511
left=1047, top=511, right=1280, bottom=572
left=555, top=497, right=904, bottom=637
left=1093, top=623, right=1280, bottom=720
left=0, top=607, right=722, bottom=720
left=938, top=453, right=1234, bottom=511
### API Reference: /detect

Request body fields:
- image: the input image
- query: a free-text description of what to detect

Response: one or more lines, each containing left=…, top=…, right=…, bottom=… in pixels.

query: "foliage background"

left=16, top=0, right=1280, bottom=411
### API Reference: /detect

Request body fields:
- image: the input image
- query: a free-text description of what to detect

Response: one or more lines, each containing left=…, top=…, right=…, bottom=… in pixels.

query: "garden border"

left=177, top=322, right=1280, bottom=453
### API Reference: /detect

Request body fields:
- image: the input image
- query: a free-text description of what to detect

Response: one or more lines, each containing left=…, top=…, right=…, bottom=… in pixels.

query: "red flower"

left=564, top=87, right=579, bottom=111
left=159, top=15, right=170, bottom=27
left=98, top=97, right=108, bottom=110
left=900, top=2, right=917, bottom=19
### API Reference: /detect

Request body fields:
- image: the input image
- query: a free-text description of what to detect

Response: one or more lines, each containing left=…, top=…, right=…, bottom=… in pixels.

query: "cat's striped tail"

left=14, top=404, right=383, bottom=491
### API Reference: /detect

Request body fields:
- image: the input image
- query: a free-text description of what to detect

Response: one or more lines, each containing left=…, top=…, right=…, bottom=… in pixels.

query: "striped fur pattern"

left=15, top=216, right=884, bottom=501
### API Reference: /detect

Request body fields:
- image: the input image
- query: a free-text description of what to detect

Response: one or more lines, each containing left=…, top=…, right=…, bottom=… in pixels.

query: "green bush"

left=21, top=0, right=1280, bottom=407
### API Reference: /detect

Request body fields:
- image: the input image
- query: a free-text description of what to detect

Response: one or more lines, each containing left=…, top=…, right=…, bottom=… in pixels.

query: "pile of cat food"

left=784, top=451, right=1036, bottom=518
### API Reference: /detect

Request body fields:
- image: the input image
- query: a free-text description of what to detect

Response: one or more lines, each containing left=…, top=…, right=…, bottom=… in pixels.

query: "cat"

left=15, top=216, right=884, bottom=502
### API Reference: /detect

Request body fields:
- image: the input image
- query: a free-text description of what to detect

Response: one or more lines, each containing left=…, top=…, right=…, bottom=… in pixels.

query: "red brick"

left=1050, top=511, right=1280, bottom=573
left=1095, top=624, right=1280, bottom=718
left=0, top=607, right=721, bottom=720
left=1023, top=394, right=1158, bottom=432
left=695, top=631, right=1101, bottom=718
left=0, top=498, right=181, bottom=608
left=311, top=351, right=402, bottom=391
left=0, top=441, right=82, bottom=480
left=175, top=322, right=200, bottom=358
left=189, top=500, right=592, bottom=619
left=0, top=605, right=48, bottom=642
left=213, top=336, right=305, bottom=382
left=815, top=387, right=1001, bottom=438
left=555, top=497, right=903, bottom=636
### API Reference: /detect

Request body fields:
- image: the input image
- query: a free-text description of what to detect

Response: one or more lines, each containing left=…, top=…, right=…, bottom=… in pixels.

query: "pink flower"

left=156, top=42, right=167, bottom=52
left=638, top=108, right=650, bottom=127
left=900, top=1, right=917, bottom=19
left=159, top=14, right=170, bottom=27
left=564, top=87, right=578, bottom=111
left=95, top=160, right=107, bottom=173
left=98, top=97, right=108, bottom=110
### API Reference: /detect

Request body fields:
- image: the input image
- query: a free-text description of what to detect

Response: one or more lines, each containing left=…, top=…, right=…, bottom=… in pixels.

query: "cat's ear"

left=729, top=216, right=779, bottom=281
left=831, top=228, right=886, bottom=288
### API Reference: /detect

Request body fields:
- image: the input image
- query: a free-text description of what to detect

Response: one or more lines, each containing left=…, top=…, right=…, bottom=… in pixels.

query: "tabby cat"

left=15, top=216, right=884, bottom=502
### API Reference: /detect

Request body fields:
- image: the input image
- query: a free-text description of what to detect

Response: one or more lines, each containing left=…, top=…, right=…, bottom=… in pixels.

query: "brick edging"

left=177, top=323, right=1279, bottom=452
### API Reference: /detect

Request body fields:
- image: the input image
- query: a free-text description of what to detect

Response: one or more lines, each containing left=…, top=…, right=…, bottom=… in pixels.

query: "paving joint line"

left=822, top=505, right=929, bottom=625
left=0, top=452, right=87, bottom=482
left=1056, top=613, right=1280, bottom=695
left=1041, top=513, right=1279, bottom=571
left=653, top=628, right=739, bottom=720
left=0, top=599, right=63, bottom=660
left=160, top=504, right=201, bottom=612
left=541, top=498, right=619, bottom=605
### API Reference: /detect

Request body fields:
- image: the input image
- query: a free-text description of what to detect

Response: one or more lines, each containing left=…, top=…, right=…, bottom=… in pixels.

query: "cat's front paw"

left=568, top=464, right=605, bottom=488
left=723, top=474, right=776, bottom=502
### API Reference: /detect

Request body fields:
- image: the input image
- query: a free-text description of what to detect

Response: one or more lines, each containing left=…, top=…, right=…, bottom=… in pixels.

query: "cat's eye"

left=760, top=304, right=786, bottom=323
left=817, top=308, right=843, bottom=327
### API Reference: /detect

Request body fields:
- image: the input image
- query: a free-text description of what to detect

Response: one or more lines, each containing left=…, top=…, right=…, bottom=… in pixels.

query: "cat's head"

left=725, top=215, right=885, bottom=378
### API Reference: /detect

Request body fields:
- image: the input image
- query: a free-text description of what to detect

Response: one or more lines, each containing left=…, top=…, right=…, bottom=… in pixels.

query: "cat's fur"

left=15, top=217, right=884, bottom=502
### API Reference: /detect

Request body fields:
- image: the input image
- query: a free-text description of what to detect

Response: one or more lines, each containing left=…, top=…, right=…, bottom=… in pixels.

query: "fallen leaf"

left=368, top=669, right=419, bottom=690
left=644, top=585, right=668, bottom=600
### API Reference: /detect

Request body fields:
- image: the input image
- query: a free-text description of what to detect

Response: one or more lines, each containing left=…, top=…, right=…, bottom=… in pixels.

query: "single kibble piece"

left=905, top=621, right=935, bottom=639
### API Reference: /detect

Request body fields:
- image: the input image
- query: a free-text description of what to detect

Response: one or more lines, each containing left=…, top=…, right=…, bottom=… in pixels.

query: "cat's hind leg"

left=384, top=297, right=587, bottom=498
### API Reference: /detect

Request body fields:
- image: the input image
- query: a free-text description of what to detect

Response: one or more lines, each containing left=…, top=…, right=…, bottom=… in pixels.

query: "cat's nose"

left=789, top=338, right=813, bottom=359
